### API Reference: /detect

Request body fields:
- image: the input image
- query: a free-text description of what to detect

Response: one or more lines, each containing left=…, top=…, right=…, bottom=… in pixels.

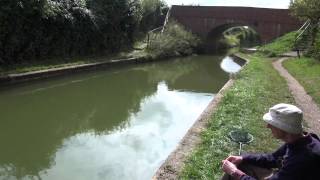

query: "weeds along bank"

left=179, top=54, right=295, bottom=179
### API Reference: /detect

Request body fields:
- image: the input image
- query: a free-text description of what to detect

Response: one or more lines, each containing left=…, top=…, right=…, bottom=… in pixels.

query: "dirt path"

left=272, top=57, right=320, bottom=134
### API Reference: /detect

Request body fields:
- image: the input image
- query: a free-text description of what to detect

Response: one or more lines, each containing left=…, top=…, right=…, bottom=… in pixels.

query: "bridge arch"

left=205, top=23, right=261, bottom=51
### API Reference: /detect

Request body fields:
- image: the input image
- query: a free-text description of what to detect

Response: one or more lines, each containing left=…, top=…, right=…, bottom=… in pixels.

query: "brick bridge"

left=169, top=5, right=301, bottom=43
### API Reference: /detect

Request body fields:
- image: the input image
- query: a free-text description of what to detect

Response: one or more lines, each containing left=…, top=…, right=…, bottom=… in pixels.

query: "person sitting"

left=221, top=103, right=320, bottom=180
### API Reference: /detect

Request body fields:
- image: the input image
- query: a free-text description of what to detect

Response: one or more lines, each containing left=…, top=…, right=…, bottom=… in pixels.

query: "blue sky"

left=164, top=0, right=291, bottom=9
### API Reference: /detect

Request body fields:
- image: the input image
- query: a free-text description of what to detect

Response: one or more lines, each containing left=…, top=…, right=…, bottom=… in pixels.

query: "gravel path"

left=272, top=57, right=320, bottom=134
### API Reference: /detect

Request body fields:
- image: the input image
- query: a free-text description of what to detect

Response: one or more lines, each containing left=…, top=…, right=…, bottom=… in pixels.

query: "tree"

left=0, top=0, right=141, bottom=65
left=139, top=0, right=168, bottom=32
left=289, top=0, right=320, bottom=47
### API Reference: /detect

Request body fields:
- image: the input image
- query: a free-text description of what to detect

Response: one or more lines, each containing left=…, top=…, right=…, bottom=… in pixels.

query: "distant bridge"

left=169, top=5, right=301, bottom=43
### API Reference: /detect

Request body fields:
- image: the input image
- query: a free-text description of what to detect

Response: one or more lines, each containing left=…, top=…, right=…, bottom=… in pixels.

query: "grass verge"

left=283, top=57, right=320, bottom=106
left=257, top=31, right=296, bottom=57
left=179, top=53, right=295, bottom=179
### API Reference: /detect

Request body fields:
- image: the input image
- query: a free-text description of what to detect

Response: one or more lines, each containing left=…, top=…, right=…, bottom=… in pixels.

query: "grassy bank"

left=179, top=54, right=295, bottom=179
left=283, top=57, right=320, bottom=106
left=257, top=31, right=296, bottom=57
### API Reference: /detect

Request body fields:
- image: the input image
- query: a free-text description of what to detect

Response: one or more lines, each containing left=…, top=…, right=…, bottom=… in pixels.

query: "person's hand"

left=225, top=155, right=243, bottom=165
left=222, top=160, right=238, bottom=175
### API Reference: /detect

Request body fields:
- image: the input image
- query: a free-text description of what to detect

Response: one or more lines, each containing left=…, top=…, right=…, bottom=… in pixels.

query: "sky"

left=164, top=0, right=291, bottom=9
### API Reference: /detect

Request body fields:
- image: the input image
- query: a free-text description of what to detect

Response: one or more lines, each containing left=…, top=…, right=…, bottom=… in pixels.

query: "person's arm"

left=235, top=152, right=306, bottom=180
left=242, top=144, right=287, bottom=169
left=222, top=160, right=247, bottom=180
left=222, top=145, right=287, bottom=180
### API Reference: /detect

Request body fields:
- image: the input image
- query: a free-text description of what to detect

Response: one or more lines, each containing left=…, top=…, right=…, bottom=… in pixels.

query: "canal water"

left=0, top=55, right=242, bottom=180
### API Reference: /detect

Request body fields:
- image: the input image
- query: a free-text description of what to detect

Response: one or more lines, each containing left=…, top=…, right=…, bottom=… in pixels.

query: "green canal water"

left=0, top=55, right=242, bottom=180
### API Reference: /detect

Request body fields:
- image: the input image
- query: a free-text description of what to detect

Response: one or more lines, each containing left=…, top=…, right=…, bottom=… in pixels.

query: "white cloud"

left=164, top=0, right=290, bottom=9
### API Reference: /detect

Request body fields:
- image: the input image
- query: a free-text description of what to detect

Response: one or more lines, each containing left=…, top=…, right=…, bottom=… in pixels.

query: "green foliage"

left=284, top=57, right=320, bottom=105
left=146, top=21, right=200, bottom=59
left=223, top=26, right=260, bottom=48
left=257, top=31, right=297, bottom=56
left=0, top=0, right=140, bottom=66
left=139, top=0, right=168, bottom=32
left=180, top=54, right=295, bottom=179
left=290, top=0, right=320, bottom=58
left=305, top=30, right=320, bottom=60
left=289, top=0, right=320, bottom=22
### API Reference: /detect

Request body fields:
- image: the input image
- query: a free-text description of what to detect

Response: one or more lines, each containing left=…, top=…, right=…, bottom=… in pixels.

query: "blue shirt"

left=240, top=133, right=320, bottom=180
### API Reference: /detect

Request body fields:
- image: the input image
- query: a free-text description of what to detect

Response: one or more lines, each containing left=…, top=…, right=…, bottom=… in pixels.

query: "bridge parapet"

left=170, top=5, right=301, bottom=43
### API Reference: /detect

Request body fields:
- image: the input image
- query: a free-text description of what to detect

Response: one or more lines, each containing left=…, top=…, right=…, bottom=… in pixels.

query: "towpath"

left=272, top=57, right=320, bottom=134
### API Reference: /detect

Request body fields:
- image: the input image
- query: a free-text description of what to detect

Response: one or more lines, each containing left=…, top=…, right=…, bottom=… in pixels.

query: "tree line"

left=0, top=0, right=168, bottom=66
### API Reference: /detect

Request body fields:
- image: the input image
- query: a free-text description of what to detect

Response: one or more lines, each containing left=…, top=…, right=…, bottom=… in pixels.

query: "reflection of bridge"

left=169, top=5, right=301, bottom=43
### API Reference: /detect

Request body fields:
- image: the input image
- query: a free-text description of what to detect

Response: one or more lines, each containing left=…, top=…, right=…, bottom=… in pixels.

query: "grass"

left=283, top=57, right=320, bottom=106
left=258, top=31, right=297, bottom=56
left=179, top=53, right=295, bottom=179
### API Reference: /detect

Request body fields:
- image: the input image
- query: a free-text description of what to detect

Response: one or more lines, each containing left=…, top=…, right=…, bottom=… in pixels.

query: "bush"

left=146, top=21, right=200, bottom=59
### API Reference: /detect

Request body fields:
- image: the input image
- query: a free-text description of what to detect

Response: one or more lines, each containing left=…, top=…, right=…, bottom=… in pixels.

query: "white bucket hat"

left=263, top=103, right=303, bottom=134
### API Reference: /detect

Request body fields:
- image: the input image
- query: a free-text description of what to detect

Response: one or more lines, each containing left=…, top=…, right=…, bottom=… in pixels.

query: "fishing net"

left=229, top=130, right=253, bottom=155
left=229, top=130, right=253, bottom=144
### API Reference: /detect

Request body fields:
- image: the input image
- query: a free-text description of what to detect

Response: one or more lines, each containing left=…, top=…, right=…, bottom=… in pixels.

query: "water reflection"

left=220, top=56, right=243, bottom=73
left=0, top=55, right=238, bottom=179
left=33, top=83, right=212, bottom=180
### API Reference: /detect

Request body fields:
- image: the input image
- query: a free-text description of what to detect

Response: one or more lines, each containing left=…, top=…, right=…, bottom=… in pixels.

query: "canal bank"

left=0, top=56, right=150, bottom=85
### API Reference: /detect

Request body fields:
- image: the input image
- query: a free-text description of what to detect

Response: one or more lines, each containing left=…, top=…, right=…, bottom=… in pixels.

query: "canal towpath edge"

left=0, top=56, right=153, bottom=86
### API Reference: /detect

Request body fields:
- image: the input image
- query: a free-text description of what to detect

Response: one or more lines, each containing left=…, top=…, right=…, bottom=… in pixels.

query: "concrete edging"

left=0, top=56, right=152, bottom=85
left=152, top=54, right=248, bottom=179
